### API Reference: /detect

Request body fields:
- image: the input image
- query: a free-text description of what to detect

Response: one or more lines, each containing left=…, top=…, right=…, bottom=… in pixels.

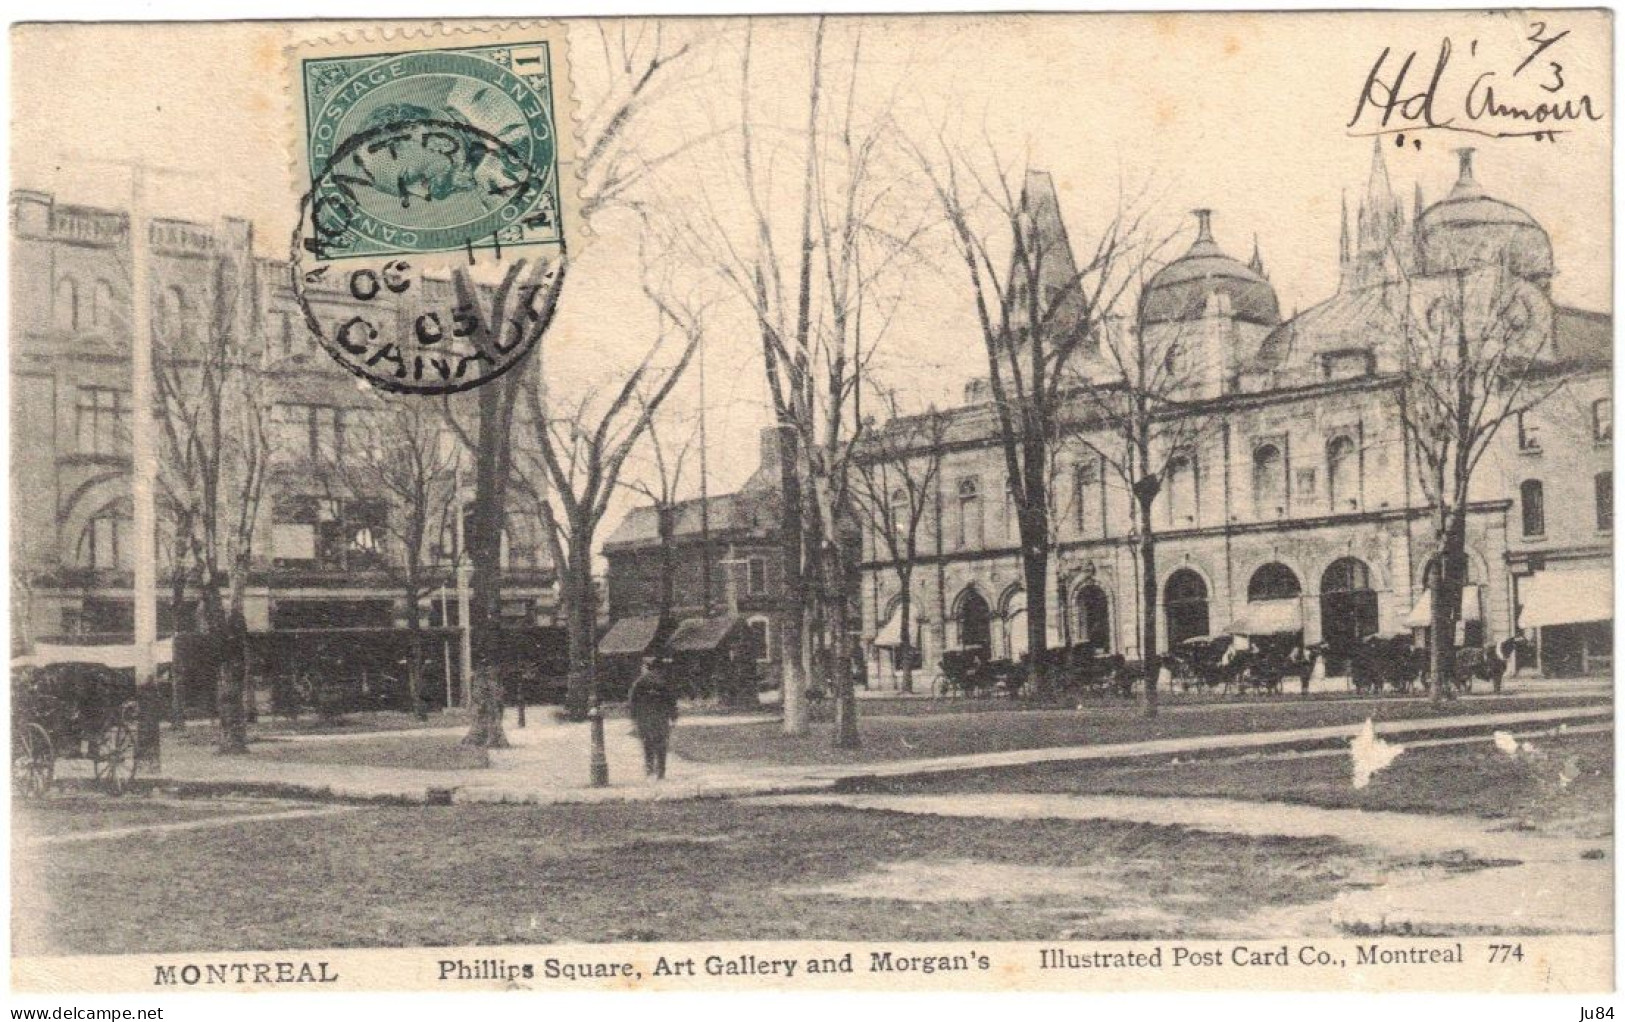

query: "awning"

left=15, top=638, right=175, bottom=670
left=1519, top=569, right=1613, bottom=629
left=597, top=615, right=663, bottom=657
left=873, top=606, right=905, bottom=648
left=1404, top=585, right=1482, bottom=628
left=666, top=615, right=742, bottom=653
left=1224, top=600, right=1302, bottom=636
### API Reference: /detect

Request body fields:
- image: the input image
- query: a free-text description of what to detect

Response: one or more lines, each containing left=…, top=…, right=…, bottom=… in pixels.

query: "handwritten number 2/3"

left=1515, top=20, right=1570, bottom=78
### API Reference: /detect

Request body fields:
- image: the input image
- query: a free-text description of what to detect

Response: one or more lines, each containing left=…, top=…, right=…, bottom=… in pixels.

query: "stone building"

left=858, top=145, right=1611, bottom=689
left=601, top=427, right=791, bottom=680
left=9, top=190, right=556, bottom=645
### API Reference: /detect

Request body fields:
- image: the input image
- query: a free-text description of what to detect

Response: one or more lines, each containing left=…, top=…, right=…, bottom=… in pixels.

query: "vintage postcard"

left=7, top=10, right=1614, bottom=1000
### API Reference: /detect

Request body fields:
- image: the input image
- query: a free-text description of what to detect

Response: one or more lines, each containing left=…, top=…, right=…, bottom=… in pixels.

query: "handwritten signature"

left=1348, top=22, right=1604, bottom=141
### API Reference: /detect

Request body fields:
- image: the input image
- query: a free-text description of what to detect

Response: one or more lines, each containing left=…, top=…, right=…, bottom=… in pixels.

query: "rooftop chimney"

left=1193, top=208, right=1214, bottom=244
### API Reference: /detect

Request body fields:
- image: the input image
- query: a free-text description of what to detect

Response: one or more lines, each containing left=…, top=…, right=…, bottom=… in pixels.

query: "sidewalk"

left=148, top=699, right=1612, bottom=806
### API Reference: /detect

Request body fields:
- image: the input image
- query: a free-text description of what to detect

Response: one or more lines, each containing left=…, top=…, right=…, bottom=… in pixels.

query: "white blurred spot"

left=1350, top=718, right=1404, bottom=789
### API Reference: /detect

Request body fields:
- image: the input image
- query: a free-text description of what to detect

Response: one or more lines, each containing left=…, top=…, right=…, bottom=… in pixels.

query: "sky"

left=11, top=13, right=1612, bottom=526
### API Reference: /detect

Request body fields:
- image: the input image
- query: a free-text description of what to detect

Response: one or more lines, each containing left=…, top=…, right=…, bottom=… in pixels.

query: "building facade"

left=9, top=190, right=557, bottom=647
left=601, top=427, right=792, bottom=681
left=858, top=146, right=1612, bottom=689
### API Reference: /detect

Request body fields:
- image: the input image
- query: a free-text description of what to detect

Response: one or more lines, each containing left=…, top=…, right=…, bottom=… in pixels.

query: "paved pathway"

left=150, top=700, right=1610, bottom=806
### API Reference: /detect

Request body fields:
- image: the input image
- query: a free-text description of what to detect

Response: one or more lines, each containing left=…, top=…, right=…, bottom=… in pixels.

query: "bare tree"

left=1066, top=313, right=1211, bottom=715
left=851, top=392, right=949, bottom=693
left=318, top=393, right=457, bottom=721
left=1388, top=259, right=1563, bottom=704
left=618, top=391, right=702, bottom=628
left=447, top=23, right=706, bottom=748
left=519, top=268, right=705, bottom=769
left=149, top=246, right=270, bottom=753
left=912, top=142, right=1152, bottom=692
left=442, top=262, right=565, bottom=749
left=681, top=19, right=925, bottom=743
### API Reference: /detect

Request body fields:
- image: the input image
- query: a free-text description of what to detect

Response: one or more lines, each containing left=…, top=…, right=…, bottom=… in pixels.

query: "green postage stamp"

left=293, top=26, right=573, bottom=261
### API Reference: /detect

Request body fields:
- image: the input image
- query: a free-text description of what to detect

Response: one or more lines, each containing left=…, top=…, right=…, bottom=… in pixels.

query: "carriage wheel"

left=12, top=723, right=54, bottom=799
left=92, top=721, right=137, bottom=796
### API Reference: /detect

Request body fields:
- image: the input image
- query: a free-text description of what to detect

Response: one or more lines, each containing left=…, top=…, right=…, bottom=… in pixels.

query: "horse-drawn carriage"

left=935, top=644, right=1132, bottom=699
left=10, top=640, right=167, bottom=798
left=1344, top=631, right=1514, bottom=696
left=1168, top=635, right=1233, bottom=693
left=1172, top=600, right=1316, bottom=696
left=935, top=647, right=992, bottom=697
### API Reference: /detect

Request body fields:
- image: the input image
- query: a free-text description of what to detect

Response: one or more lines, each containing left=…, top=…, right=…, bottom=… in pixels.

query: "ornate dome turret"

left=1418, top=149, right=1554, bottom=282
left=1140, top=210, right=1281, bottom=327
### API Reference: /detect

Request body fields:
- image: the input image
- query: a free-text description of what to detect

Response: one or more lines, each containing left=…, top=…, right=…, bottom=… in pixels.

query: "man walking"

left=628, top=656, right=679, bottom=780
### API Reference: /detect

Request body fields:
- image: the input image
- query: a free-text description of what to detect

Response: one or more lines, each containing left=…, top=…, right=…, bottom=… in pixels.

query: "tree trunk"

left=233, top=559, right=258, bottom=725
left=561, top=530, right=598, bottom=721
left=1429, top=508, right=1468, bottom=706
left=1018, top=508, right=1049, bottom=693
left=829, top=548, right=860, bottom=749
left=215, top=609, right=249, bottom=755
left=898, top=579, right=914, bottom=694
left=776, top=429, right=809, bottom=735
left=461, top=662, right=509, bottom=748
left=405, top=584, right=427, bottom=721
left=168, top=563, right=189, bottom=728
left=461, top=371, right=520, bottom=745
left=656, top=503, right=677, bottom=624
left=1137, top=496, right=1160, bottom=719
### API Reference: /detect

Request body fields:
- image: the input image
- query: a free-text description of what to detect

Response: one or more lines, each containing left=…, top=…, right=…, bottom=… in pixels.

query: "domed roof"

left=1418, top=149, right=1553, bottom=280
left=1140, top=210, right=1281, bottom=327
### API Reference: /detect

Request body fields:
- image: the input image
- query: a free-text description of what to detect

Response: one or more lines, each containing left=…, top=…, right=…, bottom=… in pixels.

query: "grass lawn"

left=15, top=799, right=1402, bottom=955
left=676, top=694, right=1610, bottom=767
left=246, top=736, right=490, bottom=771
left=851, top=731, right=1614, bottom=825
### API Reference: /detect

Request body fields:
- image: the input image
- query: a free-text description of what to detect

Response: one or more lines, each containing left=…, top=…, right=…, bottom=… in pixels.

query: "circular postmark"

left=292, top=116, right=562, bottom=396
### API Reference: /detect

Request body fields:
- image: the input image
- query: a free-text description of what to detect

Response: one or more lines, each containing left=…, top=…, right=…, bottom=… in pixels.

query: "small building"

left=602, top=427, right=791, bottom=687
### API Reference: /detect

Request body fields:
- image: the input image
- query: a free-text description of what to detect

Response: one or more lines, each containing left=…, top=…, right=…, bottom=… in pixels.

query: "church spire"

left=1248, top=232, right=1267, bottom=279
left=1340, top=189, right=1350, bottom=264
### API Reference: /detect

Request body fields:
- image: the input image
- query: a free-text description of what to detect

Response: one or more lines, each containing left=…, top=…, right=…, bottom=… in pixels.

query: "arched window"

left=1164, top=569, right=1210, bottom=646
left=956, top=478, right=983, bottom=550
left=745, top=617, right=772, bottom=662
left=1520, top=479, right=1545, bottom=537
left=76, top=501, right=132, bottom=571
left=955, top=589, right=992, bottom=655
left=89, top=279, right=116, bottom=329
left=1002, top=589, right=1028, bottom=660
left=159, top=286, right=191, bottom=345
left=1165, top=455, right=1197, bottom=526
left=53, top=276, right=79, bottom=331
left=1326, top=435, right=1358, bottom=511
left=1319, top=557, right=1378, bottom=651
left=890, top=488, right=908, bottom=540
left=1247, top=562, right=1301, bottom=602
left=1073, top=460, right=1099, bottom=535
left=1074, top=583, right=1111, bottom=652
left=1252, top=443, right=1284, bottom=516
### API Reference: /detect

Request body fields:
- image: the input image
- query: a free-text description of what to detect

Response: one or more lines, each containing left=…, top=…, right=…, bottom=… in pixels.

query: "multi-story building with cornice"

left=9, top=190, right=557, bottom=647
